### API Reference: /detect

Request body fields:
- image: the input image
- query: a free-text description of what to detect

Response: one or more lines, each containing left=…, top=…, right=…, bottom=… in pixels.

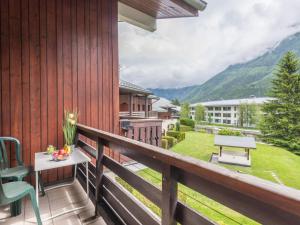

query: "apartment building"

left=190, top=97, right=273, bottom=126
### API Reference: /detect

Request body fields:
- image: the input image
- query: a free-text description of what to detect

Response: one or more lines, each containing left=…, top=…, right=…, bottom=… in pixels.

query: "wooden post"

left=95, top=137, right=104, bottom=216
left=145, top=96, right=148, bottom=118
left=161, top=165, right=177, bottom=225
left=246, top=148, right=250, bottom=160
left=129, top=93, right=133, bottom=117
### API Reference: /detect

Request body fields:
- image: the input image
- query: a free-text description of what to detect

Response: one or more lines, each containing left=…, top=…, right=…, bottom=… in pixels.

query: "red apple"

left=58, top=149, right=65, bottom=155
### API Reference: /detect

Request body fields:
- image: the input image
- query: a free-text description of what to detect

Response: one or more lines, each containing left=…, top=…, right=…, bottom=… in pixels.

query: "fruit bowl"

left=52, top=149, right=70, bottom=161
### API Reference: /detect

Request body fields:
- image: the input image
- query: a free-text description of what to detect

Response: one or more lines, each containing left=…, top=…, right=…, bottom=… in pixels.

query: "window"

left=208, top=112, right=213, bottom=116
left=223, top=106, right=231, bottom=111
left=215, top=113, right=221, bottom=117
left=234, top=106, right=237, bottom=111
left=223, top=119, right=231, bottom=124
left=191, top=107, right=195, bottom=111
left=215, top=119, right=221, bottom=123
left=207, top=107, right=213, bottom=111
left=142, top=105, right=145, bottom=111
left=133, top=104, right=135, bottom=111
left=223, top=113, right=231, bottom=118
left=138, top=104, right=140, bottom=111
left=148, top=105, right=151, bottom=111
left=234, top=113, right=236, bottom=118
left=215, top=107, right=221, bottom=111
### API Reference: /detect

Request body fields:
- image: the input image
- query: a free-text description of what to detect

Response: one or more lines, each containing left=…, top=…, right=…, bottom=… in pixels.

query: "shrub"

left=180, top=118, right=195, bottom=128
left=180, top=125, right=194, bottom=132
left=161, top=139, right=168, bottom=149
left=175, top=121, right=180, bottom=131
left=167, top=131, right=185, bottom=142
left=162, top=136, right=177, bottom=148
left=218, top=128, right=242, bottom=136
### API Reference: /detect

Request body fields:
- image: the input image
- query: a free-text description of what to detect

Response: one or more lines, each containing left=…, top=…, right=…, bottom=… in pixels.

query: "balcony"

left=74, top=123, right=300, bottom=225
left=2, top=123, right=300, bottom=224
left=119, top=111, right=146, bottom=119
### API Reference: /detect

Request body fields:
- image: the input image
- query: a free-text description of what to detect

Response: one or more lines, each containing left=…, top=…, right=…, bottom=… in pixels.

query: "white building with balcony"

left=190, top=97, right=273, bottom=126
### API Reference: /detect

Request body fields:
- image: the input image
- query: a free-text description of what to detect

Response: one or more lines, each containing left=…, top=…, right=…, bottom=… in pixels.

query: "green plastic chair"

left=0, top=177, right=42, bottom=225
left=0, top=137, right=30, bottom=215
left=0, top=137, right=30, bottom=180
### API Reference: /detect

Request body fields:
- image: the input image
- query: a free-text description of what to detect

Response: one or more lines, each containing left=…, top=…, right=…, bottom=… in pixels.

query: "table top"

left=214, top=135, right=256, bottom=149
left=35, top=149, right=91, bottom=172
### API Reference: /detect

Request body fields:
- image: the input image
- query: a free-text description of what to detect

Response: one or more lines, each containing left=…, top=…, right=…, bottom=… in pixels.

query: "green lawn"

left=118, top=132, right=300, bottom=225
left=172, top=132, right=300, bottom=189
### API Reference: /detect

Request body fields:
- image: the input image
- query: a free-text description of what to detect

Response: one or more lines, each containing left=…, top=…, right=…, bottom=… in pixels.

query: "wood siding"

left=0, top=0, right=119, bottom=183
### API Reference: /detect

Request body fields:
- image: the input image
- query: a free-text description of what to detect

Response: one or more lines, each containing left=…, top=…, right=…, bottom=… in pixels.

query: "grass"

left=172, top=132, right=300, bottom=189
left=117, top=132, right=300, bottom=225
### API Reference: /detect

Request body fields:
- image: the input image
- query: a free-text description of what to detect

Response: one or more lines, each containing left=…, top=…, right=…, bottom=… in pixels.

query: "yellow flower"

left=68, top=113, right=74, bottom=119
left=70, top=119, right=76, bottom=125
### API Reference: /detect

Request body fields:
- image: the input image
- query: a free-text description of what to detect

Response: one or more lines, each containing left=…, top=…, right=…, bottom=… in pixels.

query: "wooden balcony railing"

left=119, top=111, right=146, bottom=118
left=120, top=119, right=162, bottom=147
left=75, top=123, right=300, bottom=225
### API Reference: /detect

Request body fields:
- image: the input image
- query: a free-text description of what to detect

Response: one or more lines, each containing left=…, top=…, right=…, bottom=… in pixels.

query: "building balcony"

left=119, top=111, right=146, bottom=119
left=2, top=123, right=300, bottom=225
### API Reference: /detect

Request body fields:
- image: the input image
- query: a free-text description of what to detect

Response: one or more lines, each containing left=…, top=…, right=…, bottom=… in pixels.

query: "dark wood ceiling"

left=119, top=0, right=199, bottom=19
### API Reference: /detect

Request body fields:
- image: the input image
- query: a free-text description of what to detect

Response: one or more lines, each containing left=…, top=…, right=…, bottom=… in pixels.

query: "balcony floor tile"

left=0, top=180, right=107, bottom=225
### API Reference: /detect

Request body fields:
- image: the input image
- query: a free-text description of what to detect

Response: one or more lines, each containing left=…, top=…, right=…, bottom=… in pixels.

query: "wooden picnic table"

left=214, top=135, right=256, bottom=161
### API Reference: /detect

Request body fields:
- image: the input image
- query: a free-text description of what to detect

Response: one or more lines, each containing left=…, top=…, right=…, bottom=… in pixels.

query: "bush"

left=162, top=136, right=177, bottom=148
left=175, top=121, right=180, bottom=131
left=218, top=128, right=242, bottom=136
left=180, top=118, right=195, bottom=128
left=161, top=139, right=168, bottom=149
left=180, top=125, right=194, bottom=132
left=167, top=131, right=185, bottom=142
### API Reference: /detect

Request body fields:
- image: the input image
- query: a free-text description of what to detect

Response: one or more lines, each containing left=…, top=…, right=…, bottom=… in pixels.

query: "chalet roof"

left=119, top=0, right=207, bottom=32
left=152, top=97, right=180, bottom=112
left=119, top=79, right=152, bottom=95
left=190, top=97, right=275, bottom=107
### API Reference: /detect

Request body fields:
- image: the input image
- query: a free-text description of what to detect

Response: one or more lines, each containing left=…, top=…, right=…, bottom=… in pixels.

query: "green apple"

left=47, top=145, right=56, bottom=154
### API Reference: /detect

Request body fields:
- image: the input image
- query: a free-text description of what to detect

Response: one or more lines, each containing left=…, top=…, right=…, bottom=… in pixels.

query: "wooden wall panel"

left=0, top=0, right=119, bottom=184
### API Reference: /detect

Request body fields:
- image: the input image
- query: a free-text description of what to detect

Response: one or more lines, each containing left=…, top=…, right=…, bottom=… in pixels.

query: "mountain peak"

left=151, top=32, right=300, bottom=103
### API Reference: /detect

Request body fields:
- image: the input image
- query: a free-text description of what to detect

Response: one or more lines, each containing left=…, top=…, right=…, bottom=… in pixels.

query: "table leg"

left=36, top=171, right=39, bottom=206
left=86, top=162, right=89, bottom=197
left=74, top=164, right=77, bottom=181
left=38, top=172, right=46, bottom=196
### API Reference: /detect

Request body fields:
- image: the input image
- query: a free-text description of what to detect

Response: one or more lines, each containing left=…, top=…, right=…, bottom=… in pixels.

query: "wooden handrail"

left=76, top=123, right=300, bottom=225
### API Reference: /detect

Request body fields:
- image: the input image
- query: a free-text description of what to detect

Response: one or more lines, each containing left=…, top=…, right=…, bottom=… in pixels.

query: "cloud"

left=119, top=0, right=300, bottom=88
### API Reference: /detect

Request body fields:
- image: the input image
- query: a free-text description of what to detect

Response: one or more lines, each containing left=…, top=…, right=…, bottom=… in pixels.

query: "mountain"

left=149, top=85, right=197, bottom=101
left=150, top=32, right=300, bottom=103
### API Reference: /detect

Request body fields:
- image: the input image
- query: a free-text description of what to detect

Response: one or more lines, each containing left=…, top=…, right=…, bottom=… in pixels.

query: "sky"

left=119, top=0, right=300, bottom=89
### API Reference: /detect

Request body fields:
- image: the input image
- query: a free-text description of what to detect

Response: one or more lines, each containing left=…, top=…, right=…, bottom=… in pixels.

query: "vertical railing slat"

left=95, top=137, right=104, bottom=216
left=162, top=165, right=177, bottom=225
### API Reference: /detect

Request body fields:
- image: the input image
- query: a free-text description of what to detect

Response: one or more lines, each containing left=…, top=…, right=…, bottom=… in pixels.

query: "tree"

left=260, top=51, right=300, bottom=151
left=194, top=105, right=205, bottom=123
left=171, top=98, right=180, bottom=106
left=238, top=103, right=257, bottom=127
left=208, top=113, right=213, bottom=124
left=180, top=102, right=190, bottom=119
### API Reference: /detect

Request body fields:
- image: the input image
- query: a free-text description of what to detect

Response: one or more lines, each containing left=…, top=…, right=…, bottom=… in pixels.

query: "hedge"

left=161, top=139, right=168, bottom=149
left=162, top=136, right=177, bottom=148
left=175, top=121, right=180, bottom=131
left=180, top=125, right=194, bottom=132
left=166, top=131, right=185, bottom=142
left=218, top=128, right=242, bottom=136
left=180, top=118, right=195, bottom=128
